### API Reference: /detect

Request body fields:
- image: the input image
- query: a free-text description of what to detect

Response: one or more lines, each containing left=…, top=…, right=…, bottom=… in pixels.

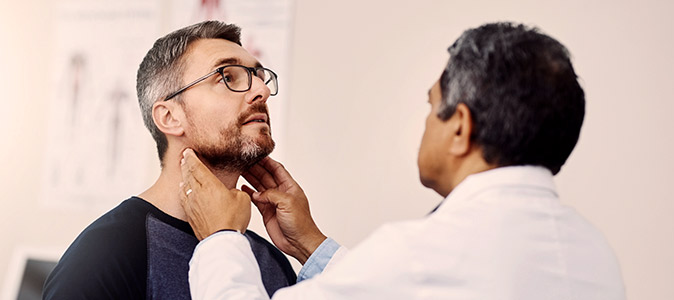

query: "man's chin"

left=241, top=136, right=275, bottom=163
left=240, top=142, right=274, bottom=171
left=258, top=138, right=276, bottom=157
left=252, top=133, right=275, bottom=152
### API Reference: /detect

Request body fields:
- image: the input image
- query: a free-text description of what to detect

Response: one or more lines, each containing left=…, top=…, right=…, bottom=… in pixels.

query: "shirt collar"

left=433, top=165, right=557, bottom=213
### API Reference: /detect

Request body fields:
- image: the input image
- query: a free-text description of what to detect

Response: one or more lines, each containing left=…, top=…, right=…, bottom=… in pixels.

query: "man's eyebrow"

left=213, top=57, right=239, bottom=68
left=213, top=57, right=263, bottom=69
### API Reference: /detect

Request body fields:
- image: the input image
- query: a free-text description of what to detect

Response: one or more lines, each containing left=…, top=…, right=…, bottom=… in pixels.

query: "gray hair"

left=136, top=21, right=242, bottom=164
left=438, top=22, right=585, bottom=175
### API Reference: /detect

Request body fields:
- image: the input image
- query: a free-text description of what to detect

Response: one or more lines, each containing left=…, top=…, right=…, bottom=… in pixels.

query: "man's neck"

left=138, top=153, right=239, bottom=221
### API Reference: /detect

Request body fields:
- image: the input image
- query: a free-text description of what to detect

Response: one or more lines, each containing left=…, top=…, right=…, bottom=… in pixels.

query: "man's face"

left=417, top=79, right=448, bottom=191
left=180, top=38, right=275, bottom=172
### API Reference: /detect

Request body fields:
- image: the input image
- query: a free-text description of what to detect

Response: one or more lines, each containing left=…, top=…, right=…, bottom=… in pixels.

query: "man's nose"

left=246, top=76, right=270, bottom=104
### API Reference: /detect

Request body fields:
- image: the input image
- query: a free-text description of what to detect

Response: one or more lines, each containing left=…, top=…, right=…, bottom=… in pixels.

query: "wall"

left=1, top=1, right=672, bottom=299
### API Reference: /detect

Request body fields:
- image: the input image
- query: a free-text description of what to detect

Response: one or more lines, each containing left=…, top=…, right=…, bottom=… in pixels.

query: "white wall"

left=1, top=1, right=673, bottom=299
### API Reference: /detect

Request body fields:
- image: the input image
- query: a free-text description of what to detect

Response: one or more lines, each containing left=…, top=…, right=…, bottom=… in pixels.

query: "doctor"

left=179, top=22, right=625, bottom=299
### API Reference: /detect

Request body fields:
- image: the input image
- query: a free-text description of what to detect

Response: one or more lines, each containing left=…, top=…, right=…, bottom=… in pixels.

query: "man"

left=179, top=22, right=626, bottom=299
left=43, top=21, right=296, bottom=299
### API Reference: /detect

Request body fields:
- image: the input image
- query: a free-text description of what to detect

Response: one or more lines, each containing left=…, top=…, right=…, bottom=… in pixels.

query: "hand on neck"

left=139, top=146, right=240, bottom=221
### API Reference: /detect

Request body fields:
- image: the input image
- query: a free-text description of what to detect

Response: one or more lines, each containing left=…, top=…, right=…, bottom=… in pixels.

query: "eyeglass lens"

left=220, top=66, right=278, bottom=95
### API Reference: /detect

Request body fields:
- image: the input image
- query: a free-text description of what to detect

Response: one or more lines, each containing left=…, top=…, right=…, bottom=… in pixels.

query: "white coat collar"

left=434, top=165, right=558, bottom=213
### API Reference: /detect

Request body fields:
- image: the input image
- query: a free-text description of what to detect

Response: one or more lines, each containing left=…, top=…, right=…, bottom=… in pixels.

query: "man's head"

left=418, top=22, right=585, bottom=194
left=137, top=21, right=275, bottom=171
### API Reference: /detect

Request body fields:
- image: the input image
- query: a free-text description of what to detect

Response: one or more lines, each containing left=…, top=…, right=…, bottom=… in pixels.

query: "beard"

left=188, top=102, right=275, bottom=173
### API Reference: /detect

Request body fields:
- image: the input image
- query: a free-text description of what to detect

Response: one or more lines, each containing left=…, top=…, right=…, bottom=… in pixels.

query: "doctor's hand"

left=243, top=157, right=327, bottom=264
left=179, top=148, right=251, bottom=240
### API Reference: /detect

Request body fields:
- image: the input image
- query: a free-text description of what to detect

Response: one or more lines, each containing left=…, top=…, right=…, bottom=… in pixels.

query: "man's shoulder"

left=90, top=197, right=148, bottom=225
left=64, top=197, right=151, bottom=251
left=43, top=197, right=151, bottom=299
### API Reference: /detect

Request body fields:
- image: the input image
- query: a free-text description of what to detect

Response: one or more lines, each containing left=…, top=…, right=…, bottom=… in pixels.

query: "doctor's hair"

left=438, top=22, right=585, bottom=175
left=136, top=21, right=242, bottom=166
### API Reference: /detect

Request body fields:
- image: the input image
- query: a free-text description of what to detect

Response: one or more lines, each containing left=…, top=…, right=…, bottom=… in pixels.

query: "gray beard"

left=185, top=101, right=275, bottom=173
left=195, top=124, right=275, bottom=173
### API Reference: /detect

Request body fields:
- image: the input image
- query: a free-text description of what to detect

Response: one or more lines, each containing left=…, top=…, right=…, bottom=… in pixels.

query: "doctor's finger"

left=242, top=170, right=268, bottom=193
left=246, top=162, right=279, bottom=189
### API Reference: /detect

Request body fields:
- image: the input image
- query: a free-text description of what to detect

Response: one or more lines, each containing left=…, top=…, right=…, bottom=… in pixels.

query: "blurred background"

left=1, top=0, right=673, bottom=299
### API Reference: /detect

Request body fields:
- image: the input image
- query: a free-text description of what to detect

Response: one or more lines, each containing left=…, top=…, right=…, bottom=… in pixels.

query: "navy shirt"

left=43, top=197, right=296, bottom=299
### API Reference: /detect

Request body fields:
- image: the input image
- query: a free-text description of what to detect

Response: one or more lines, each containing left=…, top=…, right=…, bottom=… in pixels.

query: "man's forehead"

left=184, top=39, right=261, bottom=72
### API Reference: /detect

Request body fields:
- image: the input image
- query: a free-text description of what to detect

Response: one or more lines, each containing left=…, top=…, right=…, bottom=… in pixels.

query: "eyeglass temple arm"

left=164, top=69, right=220, bottom=101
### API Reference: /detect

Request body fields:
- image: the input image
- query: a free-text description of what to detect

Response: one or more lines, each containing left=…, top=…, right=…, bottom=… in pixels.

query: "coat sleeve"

left=189, top=232, right=271, bottom=300
left=189, top=223, right=409, bottom=300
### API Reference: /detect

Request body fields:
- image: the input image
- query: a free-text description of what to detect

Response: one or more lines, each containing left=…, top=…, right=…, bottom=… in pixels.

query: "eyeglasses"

left=164, top=64, right=278, bottom=101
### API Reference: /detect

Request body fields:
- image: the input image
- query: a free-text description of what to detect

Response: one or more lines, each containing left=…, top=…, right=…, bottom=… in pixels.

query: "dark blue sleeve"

left=43, top=220, right=147, bottom=299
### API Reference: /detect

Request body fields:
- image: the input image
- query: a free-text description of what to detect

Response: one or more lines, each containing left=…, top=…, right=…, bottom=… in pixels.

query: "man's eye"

left=221, top=74, right=233, bottom=83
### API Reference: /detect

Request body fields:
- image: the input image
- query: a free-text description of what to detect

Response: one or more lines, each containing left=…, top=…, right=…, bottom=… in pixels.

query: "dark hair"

left=438, top=22, right=585, bottom=175
left=136, top=21, right=242, bottom=165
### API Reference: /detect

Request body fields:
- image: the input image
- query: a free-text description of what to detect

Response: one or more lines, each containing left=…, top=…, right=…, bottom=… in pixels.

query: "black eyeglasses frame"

left=163, top=64, right=278, bottom=101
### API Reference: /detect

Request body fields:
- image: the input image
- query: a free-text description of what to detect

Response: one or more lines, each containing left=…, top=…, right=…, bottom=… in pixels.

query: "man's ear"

left=448, top=103, right=474, bottom=156
left=152, top=101, right=185, bottom=137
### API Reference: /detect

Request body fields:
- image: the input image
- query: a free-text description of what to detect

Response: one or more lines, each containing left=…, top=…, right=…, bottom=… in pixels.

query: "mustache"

left=236, top=102, right=270, bottom=127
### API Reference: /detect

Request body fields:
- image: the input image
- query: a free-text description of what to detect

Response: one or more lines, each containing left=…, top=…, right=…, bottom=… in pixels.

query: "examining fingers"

left=181, top=152, right=202, bottom=191
left=259, top=157, right=298, bottom=188
left=246, top=163, right=279, bottom=190
left=260, top=157, right=288, bottom=178
left=179, top=182, right=189, bottom=208
left=178, top=153, right=253, bottom=239
left=241, top=185, right=258, bottom=198
left=180, top=182, right=193, bottom=197
left=181, top=148, right=214, bottom=188
left=242, top=171, right=267, bottom=193
left=181, top=152, right=325, bottom=263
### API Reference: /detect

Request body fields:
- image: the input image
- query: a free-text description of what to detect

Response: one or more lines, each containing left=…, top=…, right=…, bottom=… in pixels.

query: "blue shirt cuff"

left=296, top=237, right=340, bottom=282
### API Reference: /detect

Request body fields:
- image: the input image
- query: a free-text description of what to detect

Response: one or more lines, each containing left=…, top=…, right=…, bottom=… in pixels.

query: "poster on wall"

left=42, top=0, right=160, bottom=209
left=168, top=0, right=295, bottom=160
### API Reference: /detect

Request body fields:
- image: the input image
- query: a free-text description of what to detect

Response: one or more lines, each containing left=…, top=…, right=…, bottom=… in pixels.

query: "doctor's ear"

left=152, top=101, right=185, bottom=137
left=448, top=103, right=474, bottom=156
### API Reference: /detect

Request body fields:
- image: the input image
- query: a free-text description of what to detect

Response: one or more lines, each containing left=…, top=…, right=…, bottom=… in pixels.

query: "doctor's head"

left=418, top=22, right=585, bottom=196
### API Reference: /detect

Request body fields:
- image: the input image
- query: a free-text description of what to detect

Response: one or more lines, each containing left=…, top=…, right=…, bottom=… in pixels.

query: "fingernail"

left=181, top=157, right=185, bottom=165
left=179, top=182, right=184, bottom=188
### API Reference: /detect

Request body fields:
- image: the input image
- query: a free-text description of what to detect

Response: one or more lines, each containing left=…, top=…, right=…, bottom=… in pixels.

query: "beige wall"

left=2, top=1, right=673, bottom=299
